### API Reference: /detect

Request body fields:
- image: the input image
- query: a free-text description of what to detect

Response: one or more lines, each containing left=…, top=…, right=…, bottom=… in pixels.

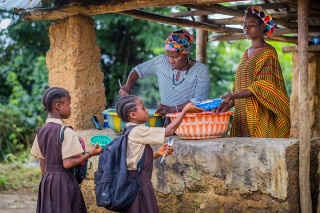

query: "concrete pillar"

left=46, top=15, right=106, bottom=130
left=290, top=52, right=320, bottom=138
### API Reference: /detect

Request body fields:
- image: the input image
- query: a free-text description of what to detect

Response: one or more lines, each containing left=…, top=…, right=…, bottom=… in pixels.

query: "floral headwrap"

left=165, top=29, right=194, bottom=54
left=245, top=5, right=274, bottom=37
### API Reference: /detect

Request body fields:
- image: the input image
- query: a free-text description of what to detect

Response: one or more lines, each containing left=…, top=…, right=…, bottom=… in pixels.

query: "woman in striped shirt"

left=214, top=6, right=290, bottom=138
left=119, top=29, right=210, bottom=116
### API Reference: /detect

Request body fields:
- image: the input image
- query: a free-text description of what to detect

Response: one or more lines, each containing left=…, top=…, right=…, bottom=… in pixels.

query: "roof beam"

left=209, top=26, right=320, bottom=42
left=119, top=9, right=242, bottom=34
left=22, top=0, right=236, bottom=21
left=282, top=44, right=320, bottom=53
left=183, top=3, right=244, bottom=17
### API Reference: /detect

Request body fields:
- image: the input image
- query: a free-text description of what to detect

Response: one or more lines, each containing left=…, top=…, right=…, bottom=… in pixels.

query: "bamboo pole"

left=196, top=15, right=208, bottom=64
left=298, top=0, right=312, bottom=212
left=282, top=45, right=320, bottom=53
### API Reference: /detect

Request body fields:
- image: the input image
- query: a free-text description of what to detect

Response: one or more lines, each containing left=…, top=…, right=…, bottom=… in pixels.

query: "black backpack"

left=60, top=125, right=88, bottom=184
left=94, top=125, right=146, bottom=212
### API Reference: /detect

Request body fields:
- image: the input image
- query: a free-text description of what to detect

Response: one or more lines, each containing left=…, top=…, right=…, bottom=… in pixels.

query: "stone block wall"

left=78, top=130, right=320, bottom=213
left=46, top=15, right=106, bottom=130
left=290, top=53, right=320, bottom=138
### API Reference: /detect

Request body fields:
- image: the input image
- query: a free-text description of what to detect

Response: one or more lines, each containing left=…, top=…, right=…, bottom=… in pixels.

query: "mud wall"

left=78, top=129, right=320, bottom=213
left=46, top=15, right=106, bottom=130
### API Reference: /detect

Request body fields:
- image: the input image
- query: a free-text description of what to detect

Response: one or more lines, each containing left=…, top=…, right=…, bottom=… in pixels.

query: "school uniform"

left=124, top=123, right=165, bottom=213
left=31, top=118, right=87, bottom=213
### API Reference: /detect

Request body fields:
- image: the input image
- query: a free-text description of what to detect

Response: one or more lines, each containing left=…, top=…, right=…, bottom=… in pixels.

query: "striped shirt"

left=133, top=54, right=210, bottom=106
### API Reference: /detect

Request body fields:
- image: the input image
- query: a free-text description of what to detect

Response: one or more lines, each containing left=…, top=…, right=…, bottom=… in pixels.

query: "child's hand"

left=157, top=143, right=174, bottom=156
left=89, top=143, right=102, bottom=156
left=182, top=102, right=204, bottom=114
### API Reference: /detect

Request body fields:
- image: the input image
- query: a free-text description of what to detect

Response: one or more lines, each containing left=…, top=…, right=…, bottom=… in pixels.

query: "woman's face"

left=166, top=50, right=189, bottom=70
left=243, top=14, right=265, bottom=40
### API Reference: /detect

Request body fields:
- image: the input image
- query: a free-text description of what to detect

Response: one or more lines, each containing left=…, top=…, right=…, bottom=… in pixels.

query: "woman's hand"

left=213, top=93, right=233, bottom=113
left=119, top=84, right=131, bottom=97
left=213, top=102, right=230, bottom=113
left=156, top=103, right=175, bottom=118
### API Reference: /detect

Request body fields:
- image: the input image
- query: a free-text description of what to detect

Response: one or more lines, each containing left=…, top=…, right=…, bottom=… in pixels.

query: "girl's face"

left=166, top=50, right=189, bottom=70
left=243, top=14, right=265, bottom=40
left=59, top=95, right=71, bottom=119
left=129, top=98, right=149, bottom=123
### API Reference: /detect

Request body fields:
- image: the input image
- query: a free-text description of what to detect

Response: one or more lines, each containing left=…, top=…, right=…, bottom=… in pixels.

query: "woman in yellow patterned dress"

left=214, top=6, right=290, bottom=138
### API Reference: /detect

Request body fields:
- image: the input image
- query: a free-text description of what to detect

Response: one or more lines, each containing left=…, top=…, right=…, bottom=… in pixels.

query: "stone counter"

left=77, top=129, right=320, bottom=213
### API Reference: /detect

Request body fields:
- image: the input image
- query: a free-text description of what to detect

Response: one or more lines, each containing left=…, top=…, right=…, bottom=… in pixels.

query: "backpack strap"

left=122, top=125, right=146, bottom=213
left=60, top=124, right=73, bottom=142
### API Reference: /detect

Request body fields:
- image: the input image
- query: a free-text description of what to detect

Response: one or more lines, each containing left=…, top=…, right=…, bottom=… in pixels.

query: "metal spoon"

left=160, top=136, right=173, bottom=163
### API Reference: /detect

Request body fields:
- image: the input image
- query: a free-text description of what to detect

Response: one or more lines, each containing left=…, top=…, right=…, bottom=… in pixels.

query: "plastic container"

left=90, top=135, right=112, bottom=148
left=103, top=113, right=110, bottom=128
left=102, top=109, right=165, bottom=134
left=166, top=111, right=234, bottom=139
left=194, top=98, right=223, bottom=111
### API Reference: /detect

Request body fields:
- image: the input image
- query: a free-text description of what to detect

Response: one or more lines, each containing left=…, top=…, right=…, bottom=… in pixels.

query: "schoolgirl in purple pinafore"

left=124, top=123, right=166, bottom=213
left=32, top=119, right=87, bottom=213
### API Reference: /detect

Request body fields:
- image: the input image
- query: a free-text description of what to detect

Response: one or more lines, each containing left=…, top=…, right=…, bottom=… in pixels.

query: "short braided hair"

left=42, top=87, right=70, bottom=113
left=115, top=95, right=138, bottom=122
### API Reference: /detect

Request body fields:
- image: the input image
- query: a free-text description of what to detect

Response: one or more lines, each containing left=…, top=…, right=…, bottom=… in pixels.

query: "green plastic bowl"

left=90, top=135, right=112, bottom=148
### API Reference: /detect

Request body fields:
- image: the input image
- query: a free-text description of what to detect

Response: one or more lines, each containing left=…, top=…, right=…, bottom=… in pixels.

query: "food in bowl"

left=166, top=111, right=234, bottom=139
left=194, top=98, right=223, bottom=111
left=102, top=109, right=164, bottom=134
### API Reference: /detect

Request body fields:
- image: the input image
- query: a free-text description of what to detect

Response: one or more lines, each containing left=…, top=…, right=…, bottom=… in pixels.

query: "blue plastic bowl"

left=194, top=98, right=223, bottom=111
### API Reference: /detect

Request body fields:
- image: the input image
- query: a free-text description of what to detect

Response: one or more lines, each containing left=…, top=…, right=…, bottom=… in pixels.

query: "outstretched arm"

left=63, top=144, right=102, bottom=169
left=164, top=103, right=203, bottom=136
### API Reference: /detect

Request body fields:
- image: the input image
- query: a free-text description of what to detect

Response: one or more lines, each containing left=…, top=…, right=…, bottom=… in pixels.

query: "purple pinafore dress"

left=125, top=144, right=159, bottom=213
left=36, top=122, right=87, bottom=213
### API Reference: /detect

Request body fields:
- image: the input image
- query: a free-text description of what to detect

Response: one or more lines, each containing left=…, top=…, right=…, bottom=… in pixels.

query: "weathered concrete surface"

left=78, top=129, right=320, bottom=212
left=290, top=53, right=320, bottom=138
left=46, top=15, right=106, bottom=130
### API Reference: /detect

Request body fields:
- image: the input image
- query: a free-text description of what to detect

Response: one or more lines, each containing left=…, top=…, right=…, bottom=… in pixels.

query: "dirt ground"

left=0, top=192, right=37, bottom=213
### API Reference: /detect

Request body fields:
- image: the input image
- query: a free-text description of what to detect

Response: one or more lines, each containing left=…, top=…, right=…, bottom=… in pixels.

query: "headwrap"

left=245, top=5, right=274, bottom=37
left=165, top=29, right=194, bottom=54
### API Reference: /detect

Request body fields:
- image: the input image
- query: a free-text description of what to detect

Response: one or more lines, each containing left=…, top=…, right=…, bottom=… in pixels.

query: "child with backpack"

left=115, top=95, right=204, bottom=213
left=30, top=87, right=102, bottom=213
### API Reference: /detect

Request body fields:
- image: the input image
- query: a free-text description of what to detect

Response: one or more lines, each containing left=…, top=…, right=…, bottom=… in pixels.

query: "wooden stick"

left=23, top=0, right=236, bottom=20
left=118, top=10, right=243, bottom=34
left=183, top=3, right=244, bottom=17
left=282, top=45, right=320, bottom=53
left=196, top=15, right=208, bottom=64
left=298, top=0, right=312, bottom=211
left=170, top=10, right=212, bottom=17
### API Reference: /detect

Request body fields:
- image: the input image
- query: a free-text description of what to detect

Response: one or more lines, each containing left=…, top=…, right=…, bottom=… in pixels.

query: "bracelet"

left=175, top=105, right=178, bottom=112
left=86, top=151, right=92, bottom=158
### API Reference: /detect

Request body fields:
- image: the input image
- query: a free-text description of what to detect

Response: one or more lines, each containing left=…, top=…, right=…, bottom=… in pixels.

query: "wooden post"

left=298, top=0, right=312, bottom=212
left=196, top=15, right=208, bottom=64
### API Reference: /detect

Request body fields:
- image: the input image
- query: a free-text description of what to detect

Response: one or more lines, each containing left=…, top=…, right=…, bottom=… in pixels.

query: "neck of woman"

left=251, top=39, right=266, bottom=49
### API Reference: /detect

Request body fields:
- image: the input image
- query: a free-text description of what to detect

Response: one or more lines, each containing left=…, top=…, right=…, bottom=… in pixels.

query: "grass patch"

left=0, top=149, right=41, bottom=194
left=0, top=163, right=41, bottom=194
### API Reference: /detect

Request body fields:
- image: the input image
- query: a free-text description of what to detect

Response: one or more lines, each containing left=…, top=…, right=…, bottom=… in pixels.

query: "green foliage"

left=0, top=11, right=49, bottom=160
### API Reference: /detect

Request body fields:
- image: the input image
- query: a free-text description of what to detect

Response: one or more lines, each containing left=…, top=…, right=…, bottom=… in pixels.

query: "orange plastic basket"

left=166, top=111, right=234, bottom=139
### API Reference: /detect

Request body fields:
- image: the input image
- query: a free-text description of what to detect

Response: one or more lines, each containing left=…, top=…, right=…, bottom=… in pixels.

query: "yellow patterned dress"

left=231, top=45, right=290, bottom=138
